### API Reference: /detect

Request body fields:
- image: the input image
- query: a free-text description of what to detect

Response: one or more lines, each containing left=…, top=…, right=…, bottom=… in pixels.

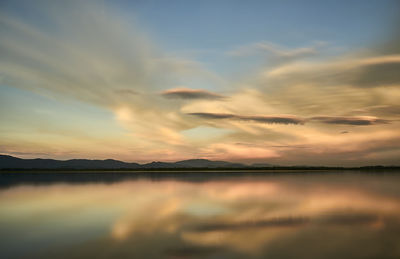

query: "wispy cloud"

left=0, top=1, right=222, bottom=155
left=188, top=112, right=305, bottom=125
left=114, top=89, right=139, bottom=95
left=162, top=88, right=225, bottom=100
left=227, top=41, right=322, bottom=63
left=265, top=54, right=400, bottom=88
left=189, top=112, right=390, bottom=126
left=310, top=116, right=391, bottom=125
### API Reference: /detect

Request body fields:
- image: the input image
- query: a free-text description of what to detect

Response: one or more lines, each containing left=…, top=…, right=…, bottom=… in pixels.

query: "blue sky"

left=117, top=0, right=398, bottom=48
left=112, top=0, right=400, bottom=79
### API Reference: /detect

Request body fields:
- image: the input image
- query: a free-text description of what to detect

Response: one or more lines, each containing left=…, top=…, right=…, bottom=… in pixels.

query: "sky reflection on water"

left=1, top=172, right=400, bottom=259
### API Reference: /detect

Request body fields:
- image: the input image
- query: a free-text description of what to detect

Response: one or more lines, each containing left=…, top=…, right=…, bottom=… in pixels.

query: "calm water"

left=1, top=171, right=400, bottom=259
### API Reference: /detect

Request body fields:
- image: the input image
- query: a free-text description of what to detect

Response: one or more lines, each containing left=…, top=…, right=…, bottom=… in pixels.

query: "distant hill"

left=0, top=155, right=247, bottom=169
left=0, top=155, right=141, bottom=169
left=251, top=163, right=273, bottom=167
left=3, top=155, right=397, bottom=171
left=174, top=159, right=245, bottom=168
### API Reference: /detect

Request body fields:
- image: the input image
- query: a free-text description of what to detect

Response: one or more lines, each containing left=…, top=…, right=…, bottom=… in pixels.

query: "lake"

left=1, top=171, right=400, bottom=259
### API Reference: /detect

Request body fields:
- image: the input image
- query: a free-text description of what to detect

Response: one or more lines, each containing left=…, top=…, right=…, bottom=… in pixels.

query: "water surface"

left=1, top=171, right=400, bottom=258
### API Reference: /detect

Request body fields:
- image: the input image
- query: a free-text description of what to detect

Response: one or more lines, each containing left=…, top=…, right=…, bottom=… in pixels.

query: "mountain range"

left=0, top=155, right=259, bottom=169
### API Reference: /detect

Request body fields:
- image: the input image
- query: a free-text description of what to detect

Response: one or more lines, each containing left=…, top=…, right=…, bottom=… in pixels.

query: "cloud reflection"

left=1, top=174, right=400, bottom=258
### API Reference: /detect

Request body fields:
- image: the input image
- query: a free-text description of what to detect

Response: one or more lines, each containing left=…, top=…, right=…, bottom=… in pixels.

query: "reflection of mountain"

left=0, top=155, right=246, bottom=169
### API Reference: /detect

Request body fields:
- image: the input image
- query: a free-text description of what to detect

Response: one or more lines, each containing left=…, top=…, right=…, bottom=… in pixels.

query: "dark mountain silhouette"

left=3, top=155, right=398, bottom=171
left=0, top=155, right=246, bottom=169
left=0, top=155, right=141, bottom=169
left=174, top=159, right=244, bottom=168
left=251, top=163, right=273, bottom=167
left=141, top=161, right=176, bottom=168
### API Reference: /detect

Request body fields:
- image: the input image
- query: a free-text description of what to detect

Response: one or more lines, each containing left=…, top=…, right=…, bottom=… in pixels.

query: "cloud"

left=162, top=88, right=225, bottom=100
left=228, top=41, right=321, bottom=64
left=352, top=61, right=400, bottom=87
left=265, top=54, right=400, bottom=89
left=114, top=89, right=139, bottom=95
left=188, top=112, right=391, bottom=126
left=351, top=105, right=400, bottom=116
left=187, top=112, right=236, bottom=119
left=188, top=112, right=305, bottom=125
left=235, top=143, right=310, bottom=149
left=0, top=1, right=224, bottom=157
left=310, top=116, right=390, bottom=125
left=244, top=115, right=305, bottom=125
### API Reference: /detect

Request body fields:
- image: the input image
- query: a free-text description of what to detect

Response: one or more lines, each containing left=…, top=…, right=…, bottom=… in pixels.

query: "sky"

left=0, top=0, right=399, bottom=166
